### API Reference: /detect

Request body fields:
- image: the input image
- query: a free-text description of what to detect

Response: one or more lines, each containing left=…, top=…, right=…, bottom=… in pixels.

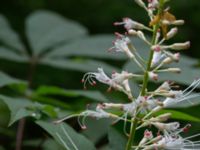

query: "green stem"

left=125, top=1, right=165, bottom=150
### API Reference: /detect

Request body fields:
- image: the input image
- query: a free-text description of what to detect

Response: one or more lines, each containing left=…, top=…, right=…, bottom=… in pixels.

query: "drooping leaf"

left=0, top=15, right=25, bottom=53
left=26, top=10, right=88, bottom=56
left=0, top=71, right=27, bottom=88
left=35, top=86, right=108, bottom=102
left=36, top=121, right=96, bottom=150
left=0, top=95, right=35, bottom=126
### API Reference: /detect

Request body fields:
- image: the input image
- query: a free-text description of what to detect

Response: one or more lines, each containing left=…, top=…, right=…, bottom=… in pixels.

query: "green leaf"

left=156, top=109, right=200, bottom=122
left=43, top=139, right=66, bottom=150
left=31, top=95, right=71, bottom=110
left=23, top=138, right=65, bottom=150
left=40, top=58, right=119, bottom=74
left=45, top=35, right=126, bottom=60
left=0, top=99, right=10, bottom=127
left=99, top=145, right=111, bottom=150
left=36, top=121, right=96, bottom=150
left=0, top=15, right=25, bottom=53
left=0, top=47, right=28, bottom=62
left=0, top=95, right=35, bottom=126
left=82, top=118, right=111, bottom=144
left=0, top=71, right=27, bottom=88
left=108, top=127, right=127, bottom=150
left=26, top=10, right=88, bottom=56
left=35, top=86, right=108, bottom=102
left=0, top=146, right=5, bottom=150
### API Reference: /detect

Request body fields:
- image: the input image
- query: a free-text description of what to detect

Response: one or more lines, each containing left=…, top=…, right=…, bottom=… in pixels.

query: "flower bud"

left=114, top=18, right=146, bottom=30
left=152, top=122, right=180, bottom=131
left=167, top=68, right=181, bottom=73
left=162, top=53, right=180, bottom=64
left=135, top=0, right=146, bottom=8
left=137, top=31, right=147, bottom=41
left=166, top=27, right=178, bottom=40
left=128, top=29, right=137, bottom=35
left=169, top=41, right=190, bottom=50
left=162, top=19, right=185, bottom=26
left=149, top=72, right=158, bottom=81
left=148, top=0, right=159, bottom=10
left=156, top=113, right=172, bottom=122
left=172, top=20, right=185, bottom=25
left=151, top=45, right=161, bottom=52
left=158, top=81, right=171, bottom=91
left=139, top=130, right=153, bottom=146
left=101, top=103, right=123, bottom=109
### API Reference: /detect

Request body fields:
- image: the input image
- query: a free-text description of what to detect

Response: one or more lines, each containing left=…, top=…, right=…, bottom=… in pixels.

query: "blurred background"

left=0, top=0, right=200, bottom=150
left=1, top=0, right=200, bottom=58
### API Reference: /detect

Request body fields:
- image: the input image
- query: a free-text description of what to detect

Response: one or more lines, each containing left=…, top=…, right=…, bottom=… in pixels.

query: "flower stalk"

left=54, top=0, right=200, bottom=149
left=126, top=1, right=165, bottom=149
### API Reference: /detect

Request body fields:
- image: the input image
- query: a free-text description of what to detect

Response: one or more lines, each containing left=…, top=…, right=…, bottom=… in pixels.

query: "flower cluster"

left=55, top=0, right=200, bottom=149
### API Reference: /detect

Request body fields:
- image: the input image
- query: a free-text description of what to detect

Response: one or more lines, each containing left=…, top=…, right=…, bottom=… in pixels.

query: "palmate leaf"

left=26, top=10, right=88, bottom=56
left=36, top=121, right=96, bottom=150
left=0, top=15, right=25, bottom=53
left=0, top=11, right=120, bottom=72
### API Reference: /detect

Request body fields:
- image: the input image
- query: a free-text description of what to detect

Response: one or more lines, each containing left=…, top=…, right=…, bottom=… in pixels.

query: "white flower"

left=142, top=124, right=200, bottom=150
left=81, top=68, right=112, bottom=89
left=82, top=68, right=136, bottom=97
left=152, top=122, right=180, bottom=133
left=139, top=130, right=154, bottom=146
left=114, top=17, right=146, bottom=30
left=162, top=41, right=190, bottom=51
left=149, top=72, right=158, bottom=81
left=162, top=52, right=180, bottom=64
left=78, top=104, right=118, bottom=129
left=108, top=33, right=135, bottom=58
left=111, top=71, right=133, bottom=84
left=151, top=51, right=166, bottom=67
left=163, top=78, right=200, bottom=108
left=156, top=81, right=172, bottom=92
left=156, top=132, right=200, bottom=150
left=148, top=0, right=159, bottom=10
left=165, top=27, right=178, bottom=40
